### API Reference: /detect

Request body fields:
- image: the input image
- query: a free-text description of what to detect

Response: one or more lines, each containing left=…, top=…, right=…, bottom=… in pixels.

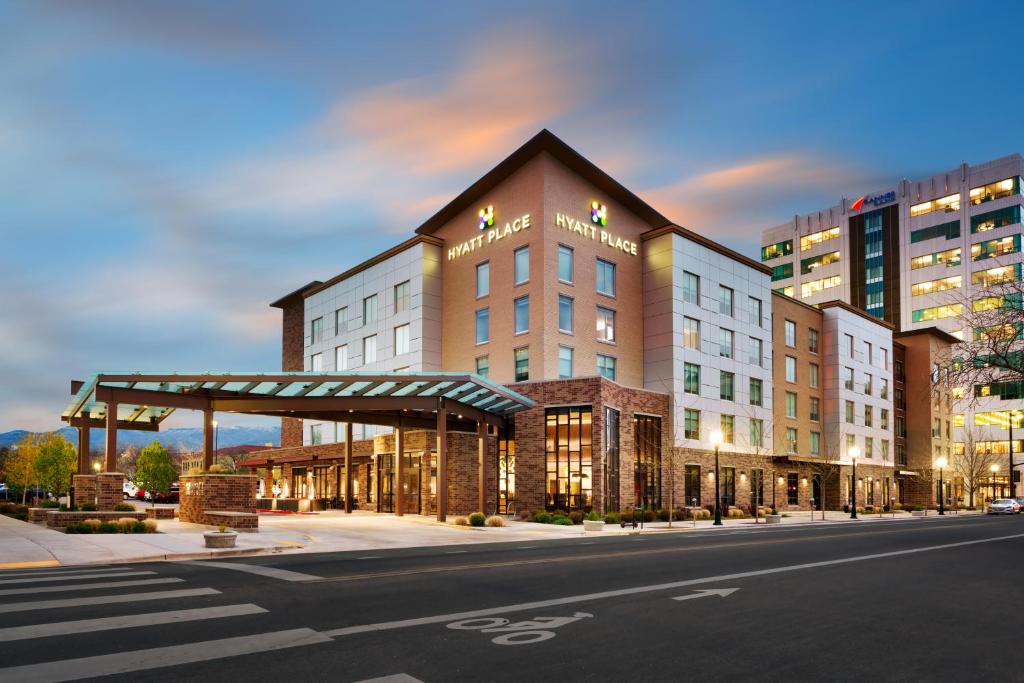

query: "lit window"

left=514, top=296, right=529, bottom=334
left=475, top=309, right=489, bottom=344
left=761, top=240, right=793, bottom=261
left=911, top=275, right=961, bottom=296
left=558, top=245, right=574, bottom=283
left=971, top=205, right=1021, bottom=233
left=786, top=428, right=797, bottom=454
left=969, top=177, right=1019, bottom=205
left=911, top=303, right=963, bottom=322
left=684, top=317, right=700, bottom=350
left=971, top=234, right=1021, bottom=261
left=910, top=247, right=961, bottom=270
left=910, top=192, right=960, bottom=216
left=750, top=419, right=764, bottom=448
left=721, top=415, right=734, bottom=444
left=800, top=250, right=841, bottom=274
left=972, top=264, right=1021, bottom=287
left=801, top=275, right=841, bottom=299
left=597, top=306, right=615, bottom=342
left=514, top=246, right=529, bottom=284
left=558, top=346, right=573, bottom=379
left=800, top=227, right=840, bottom=251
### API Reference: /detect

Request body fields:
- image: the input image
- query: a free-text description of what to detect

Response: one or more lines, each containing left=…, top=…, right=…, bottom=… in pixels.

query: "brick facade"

left=96, top=473, right=124, bottom=511
left=72, top=474, right=97, bottom=508
left=179, top=474, right=258, bottom=528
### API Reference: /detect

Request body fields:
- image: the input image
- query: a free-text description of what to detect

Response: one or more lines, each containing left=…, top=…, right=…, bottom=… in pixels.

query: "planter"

left=911, top=510, right=927, bottom=517
left=203, top=530, right=238, bottom=548
left=582, top=520, right=605, bottom=532
left=765, top=514, right=782, bottom=524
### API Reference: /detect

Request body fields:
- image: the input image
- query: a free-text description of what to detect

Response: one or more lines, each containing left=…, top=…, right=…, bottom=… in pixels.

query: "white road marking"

left=357, top=556, right=383, bottom=560
left=353, top=675, right=424, bottom=683
left=178, top=560, right=320, bottom=582
left=0, top=588, right=220, bottom=614
left=0, top=567, right=135, bottom=579
left=0, top=628, right=331, bottom=683
left=672, top=588, right=740, bottom=601
left=322, top=531, right=1024, bottom=637
left=0, top=577, right=181, bottom=597
left=445, top=550, right=467, bottom=555
left=579, top=542, right=595, bottom=545
left=517, top=546, right=536, bottom=549
left=0, top=603, right=267, bottom=642
left=0, top=571, right=155, bottom=585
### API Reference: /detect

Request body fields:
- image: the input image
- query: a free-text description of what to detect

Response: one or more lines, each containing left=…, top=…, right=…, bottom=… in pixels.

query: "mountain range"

left=0, top=425, right=281, bottom=451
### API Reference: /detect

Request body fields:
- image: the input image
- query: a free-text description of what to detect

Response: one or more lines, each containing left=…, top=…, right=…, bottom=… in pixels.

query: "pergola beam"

left=65, top=417, right=161, bottom=432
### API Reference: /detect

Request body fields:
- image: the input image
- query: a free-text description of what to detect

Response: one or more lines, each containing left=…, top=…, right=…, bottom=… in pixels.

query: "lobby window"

left=597, top=354, right=616, bottom=381
left=514, top=296, right=529, bottom=334
left=475, top=308, right=489, bottom=344
left=810, top=431, right=820, bottom=456
left=545, top=407, right=593, bottom=511
left=363, top=294, right=378, bottom=325
left=720, top=415, right=734, bottom=444
left=558, top=295, right=573, bottom=333
left=786, top=428, right=797, bottom=453
left=394, top=281, right=410, bottom=314
left=844, top=367, right=854, bottom=390
left=597, top=306, right=615, bottom=342
left=749, top=337, right=763, bottom=366
left=969, top=176, right=1019, bottom=205
left=684, top=464, right=701, bottom=504
left=809, top=363, right=819, bottom=388
left=784, top=320, right=796, bottom=347
left=514, top=347, right=529, bottom=382
left=787, top=473, right=798, bottom=505
left=845, top=400, right=855, bottom=424
left=596, top=258, right=616, bottom=296
left=363, top=335, right=377, bottom=364
left=785, top=356, right=796, bottom=383
left=310, top=352, right=323, bottom=372
left=750, top=378, right=763, bottom=407
left=514, top=246, right=529, bottom=284
left=558, top=346, right=573, bottom=379
left=335, top=345, right=348, bottom=371
left=750, top=419, right=764, bottom=449
left=786, top=392, right=797, bottom=419
left=720, top=371, right=735, bottom=401
left=634, top=415, right=663, bottom=510
left=809, top=397, right=820, bottom=422
left=310, top=424, right=322, bottom=446
left=683, top=271, right=699, bottom=304
left=719, top=285, right=734, bottom=316
left=684, top=363, right=700, bottom=395
left=394, top=324, right=410, bottom=355
left=558, top=245, right=574, bottom=283
left=684, top=409, right=700, bottom=440
left=749, top=296, right=762, bottom=326
left=475, top=355, right=489, bottom=378
left=684, top=317, right=700, bottom=350
left=311, top=317, right=323, bottom=344
left=910, top=192, right=960, bottom=217
left=335, top=307, right=348, bottom=334
left=808, top=328, right=819, bottom=354
left=719, top=328, right=734, bottom=358
left=603, top=408, right=620, bottom=512
left=476, top=261, right=490, bottom=298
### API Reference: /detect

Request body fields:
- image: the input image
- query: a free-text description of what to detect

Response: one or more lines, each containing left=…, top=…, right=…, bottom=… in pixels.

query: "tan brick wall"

left=72, top=474, right=97, bottom=507
left=45, top=510, right=146, bottom=528
left=179, top=474, right=258, bottom=526
left=96, top=473, right=124, bottom=511
left=772, top=293, right=825, bottom=458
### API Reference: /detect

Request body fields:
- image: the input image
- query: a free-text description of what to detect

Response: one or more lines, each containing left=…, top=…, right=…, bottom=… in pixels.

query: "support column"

left=436, top=401, right=448, bottom=522
left=395, top=424, right=405, bottom=517
left=104, top=403, right=118, bottom=471
left=203, top=408, right=215, bottom=471
left=77, top=427, right=90, bottom=474
left=264, top=461, right=274, bottom=500
left=344, top=422, right=353, bottom=513
left=478, top=420, right=487, bottom=515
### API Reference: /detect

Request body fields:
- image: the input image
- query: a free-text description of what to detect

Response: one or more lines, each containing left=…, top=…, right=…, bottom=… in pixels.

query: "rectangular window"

left=684, top=317, right=700, bottom=350
left=785, top=428, right=797, bottom=454
left=394, top=281, right=410, bottom=314
left=787, top=473, right=799, bottom=505
left=720, top=415, right=734, bottom=444
left=475, top=355, right=489, bottom=378
left=750, top=378, right=763, bottom=407
left=363, top=295, right=378, bottom=325
left=910, top=247, right=961, bottom=270
left=864, top=373, right=873, bottom=396
left=809, top=397, right=820, bottom=422
left=514, top=347, right=529, bottom=382
left=596, top=258, right=616, bottom=296
left=514, top=246, right=529, bottom=284
left=684, top=463, right=701, bottom=504
left=749, top=337, right=762, bottom=366
left=761, top=239, right=793, bottom=260
left=971, top=234, right=1021, bottom=261
left=801, top=275, right=841, bottom=299
left=597, top=354, right=616, bottom=380
left=363, top=335, right=377, bottom=363
left=749, top=296, right=762, bottom=326
left=845, top=367, right=854, bottom=390
left=684, top=363, right=700, bottom=395
left=558, top=346, right=573, bottom=379
left=335, top=345, right=348, bottom=371
left=772, top=263, right=794, bottom=281
left=475, top=308, right=489, bottom=344
left=786, top=392, right=797, bottom=419
left=800, top=226, right=841, bottom=251
left=865, top=405, right=873, bottom=428
left=910, top=220, right=960, bottom=243
left=394, top=324, right=410, bottom=355
left=720, top=371, right=735, bottom=401
left=310, top=424, right=322, bottom=446
left=558, top=295, right=573, bottom=333
left=784, top=319, right=796, bottom=347
left=719, top=328, right=734, bottom=358
left=335, top=307, right=348, bottom=334
left=969, top=177, right=1020, bottom=206
left=973, top=263, right=1022, bottom=287
left=597, top=306, right=616, bottom=342
left=775, top=285, right=795, bottom=297
left=845, top=400, right=855, bottom=424
left=785, top=356, right=796, bottom=383
left=722, top=467, right=736, bottom=506
left=911, top=192, right=960, bottom=217
left=311, top=317, right=323, bottom=344
left=719, top=285, right=734, bottom=316
left=684, top=409, right=700, bottom=440
left=750, top=419, right=764, bottom=449
left=809, top=363, right=820, bottom=388
left=911, top=275, right=962, bottom=296
left=865, top=437, right=874, bottom=459
left=880, top=378, right=889, bottom=399
left=881, top=348, right=889, bottom=370
left=845, top=334, right=854, bottom=356
left=810, top=431, right=821, bottom=456
left=880, top=408, right=889, bottom=430
left=310, top=352, right=323, bottom=372
left=971, top=204, right=1021, bottom=233
left=544, top=406, right=593, bottom=511
left=911, top=303, right=963, bottom=322
left=864, top=341, right=872, bottom=366
left=683, top=271, right=700, bottom=304
left=514, top=296, right=529, bottom=334
left=558, top=244, right=573, bottom=283
left=808, top=328, right=819, bottom=354
left=846, top=434, right=856, bottom=456
left=634, top=414, right=663, bottom=510
left=476, top=262, right=489, bottom=298
left=800, top=250, right=841, bottom=274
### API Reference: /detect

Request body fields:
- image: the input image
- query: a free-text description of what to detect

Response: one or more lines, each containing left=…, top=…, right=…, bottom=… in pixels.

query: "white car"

left=122, top=481, right=139, bottom=500
left=987, top=499, right=1019, bottom=515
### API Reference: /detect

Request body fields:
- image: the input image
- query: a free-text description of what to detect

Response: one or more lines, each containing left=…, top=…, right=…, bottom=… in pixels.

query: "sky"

left=2, top=0, right=1023, bottom=432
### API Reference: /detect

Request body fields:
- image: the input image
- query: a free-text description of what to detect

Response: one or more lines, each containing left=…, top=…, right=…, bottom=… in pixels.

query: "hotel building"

left=762, top=153, right=1023, bottom=503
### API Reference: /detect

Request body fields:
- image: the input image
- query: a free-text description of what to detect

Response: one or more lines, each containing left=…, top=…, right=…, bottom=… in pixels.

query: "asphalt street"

left=0, top=514, right=1021, bottom=682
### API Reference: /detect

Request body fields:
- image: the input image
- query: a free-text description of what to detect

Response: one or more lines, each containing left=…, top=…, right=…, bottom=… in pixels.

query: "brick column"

left=72, top=475, right=97, bottom=507
left=96, top=472, right=124, bottom=511
left=395, top=427, right=405, bottom=516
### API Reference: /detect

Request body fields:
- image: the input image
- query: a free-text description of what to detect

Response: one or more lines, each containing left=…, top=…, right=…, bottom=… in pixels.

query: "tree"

left=952, top=428, right=998, bottom=509
left=33, top=433, right=77, bottom=497
left=134, top=441, right=177, bottom=507
left=807, top=436, right=842, bottom=520
left=8, top=435, right=40, bottom=504
left=117, top=445, right=140, bottom=481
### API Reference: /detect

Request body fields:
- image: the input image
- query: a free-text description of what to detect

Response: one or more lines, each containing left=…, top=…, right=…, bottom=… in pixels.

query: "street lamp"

left=849, top=446, right=860, bottom=520
left=991, top=463, right=999, bottom=502
left=710, top=429, right=723, bottom=526
left=936, top=456, right=948, bottom=515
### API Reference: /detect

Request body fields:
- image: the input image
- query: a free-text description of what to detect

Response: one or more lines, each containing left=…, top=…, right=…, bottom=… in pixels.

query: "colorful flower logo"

left=591, top=201, right=607, bottom=226
left=478, top=205, right=495, bottom=230
left=850, top=196, right=865, bottom=211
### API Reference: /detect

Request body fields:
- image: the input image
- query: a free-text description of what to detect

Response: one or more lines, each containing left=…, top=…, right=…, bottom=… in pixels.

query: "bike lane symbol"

left=446, top=612, right=594, bottom=645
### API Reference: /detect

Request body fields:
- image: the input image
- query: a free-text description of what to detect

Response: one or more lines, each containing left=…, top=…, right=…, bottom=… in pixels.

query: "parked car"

left=0, top=483, right=8, bottom=500
left=988, top=499, right=1019, bottom=515
left=139, top=483, right=180, bottom=504
left=123, top=481, right=139, bottom=499
left=1014, top=498, right=1024, bottom=513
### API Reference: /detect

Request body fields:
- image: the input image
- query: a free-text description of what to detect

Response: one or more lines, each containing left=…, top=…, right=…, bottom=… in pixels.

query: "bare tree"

left=807, top=436, right=842, bottom=520
left=952, top=426, right=999, bottom=508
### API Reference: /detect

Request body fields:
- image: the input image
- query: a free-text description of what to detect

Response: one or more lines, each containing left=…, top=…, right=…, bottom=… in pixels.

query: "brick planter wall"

left=205, top=511, right=258, bottom=531
left=28, top=507, right=52, bottom=524
left=96, top=473, right=125, bottom=511
left=145, top=507, right=176, bottom=520
left=72, top=475, right=97, bottom=508
left=179, top=474, right=258, bottom=528
left=45, top=510, right=146, bottom=529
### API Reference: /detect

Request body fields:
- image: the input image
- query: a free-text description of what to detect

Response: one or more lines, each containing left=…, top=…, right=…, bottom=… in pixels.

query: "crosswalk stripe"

left=178, top=560, right=320, bottom=582
left=0, top=628, right=332, bottom=682
left=0, top=603, right=268, bottom=642
left=0, top=567, right=135, bottom=579
left=0, top=577, right=181, bottom=597
left=0, top=587, right=219, bottom=614
left=0, top=571, right=155, bottom=585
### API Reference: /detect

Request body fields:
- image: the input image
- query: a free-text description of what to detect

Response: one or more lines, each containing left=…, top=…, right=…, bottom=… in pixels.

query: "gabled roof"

left=415, top=129, right=670, bottom=236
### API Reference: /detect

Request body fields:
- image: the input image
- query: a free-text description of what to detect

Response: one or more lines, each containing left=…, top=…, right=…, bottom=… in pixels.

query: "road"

left=0, top=514, right=1021, bottom=682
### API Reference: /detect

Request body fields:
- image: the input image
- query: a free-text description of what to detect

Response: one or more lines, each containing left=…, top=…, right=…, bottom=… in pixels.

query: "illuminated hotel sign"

left=555, top=212, right=637, bottom=256
left=850, top=191, right=896, bottom=211
left=448, top=213, right=531, bottom=260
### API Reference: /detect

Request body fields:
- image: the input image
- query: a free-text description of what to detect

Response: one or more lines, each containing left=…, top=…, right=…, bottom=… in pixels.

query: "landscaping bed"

left=45, top=510, right=147, bottom=529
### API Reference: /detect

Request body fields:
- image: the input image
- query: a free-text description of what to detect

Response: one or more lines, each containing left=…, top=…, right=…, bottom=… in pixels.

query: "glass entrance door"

left=400, top=452, right=420, bottom=515
left=377, top=454, right=394, bottom=513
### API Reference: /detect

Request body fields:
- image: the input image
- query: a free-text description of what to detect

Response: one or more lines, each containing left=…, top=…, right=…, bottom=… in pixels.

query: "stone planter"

left=911, top=510, right=927, bottom=517
left=765, top=514, right=782, bottom=524
left=203, top=530, right=238, bottom=548
left=582, top=520, right=604, bottom=532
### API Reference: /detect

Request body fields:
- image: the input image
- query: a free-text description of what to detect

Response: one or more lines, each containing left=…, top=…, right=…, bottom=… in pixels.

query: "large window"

left=596, top=258, right=616, bottom=296
left=719, top=285, right=734, bottom=316
left=910, top=220, right=959, bottom=244
left=800, top=226, right=840, bottom=251
left=545, top=407, right=592, bottom=511
left=634, top=415, right=662, bottom=510
left=911, top=192, right=960, bottom=217
left=910, top=247, right=960, bottom=270
left=800, top=250, right=841, bottom=274
left=558, top=346, right=573, bottom=379
left=475, top=308, right=489, bottom=344
left=969, top=177, right=1020, bottom=206
left=719, top=328, right=734, bottom=358
left=911, top=275, right=961, bottom=296
left=558, top=245, right=574, bottom=283
left=497, top=436, right=515, bottom=514
left=514, top=246, right=529, bottom=284
left=310, top=352, right=323, bottom=372
left=597, top=354, right=616, bottom=381
left=720, top=371, right=735, bottom=401
left=772, top=263, right=794, bottom=281
left=973, top=264, right=1021, bottom=287
left=394, top=324, right=410, bottom=355
left=684, top=409, right=700, bottom=440
left=684, top=464, right=701, bottom=506
left=750, top=378, right=763, bottom=407
left=514, top=296, right=529, bottom=334
left=911, top=303, right=963, bottom=322
left=514, top=347, right=529, bottom=382
left=684, top=317, right=700, bottom=350
left=972, top=234, right=1020, bottom=261
left=684, top=363, right=700, bottom=395
left=971, top=205, right=1021, bottom=233
left=363, top=335, right=377, bottom=363
left=683, top=271, right=699, bottom=304
left=363, top=295, right=378, bottom=325
left=476, top=262, right=489, bottom=298
left=801, top=275, right=841, bottom=299
left=335, top=345, right=347, bottom=371
left=761, top=239, right=793, bottom=261
left=603, top=408, right=619, bottom=512
left=394, top=281, right=410, bottom=313
left=311, top=317, right=323, bottom=344
left=558, top=295, right=573, bottom=333
left=597, top=306, right=616, bottom=342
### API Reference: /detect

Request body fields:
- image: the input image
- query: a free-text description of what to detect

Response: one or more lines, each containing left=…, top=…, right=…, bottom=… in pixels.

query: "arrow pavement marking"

left=672, top=588, right=740, bottom=601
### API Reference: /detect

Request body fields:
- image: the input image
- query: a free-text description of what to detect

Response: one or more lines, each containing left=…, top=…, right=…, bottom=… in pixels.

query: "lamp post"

left=710, top=430, right=723, bottom=526
left=936, top=456, right=948, bottom=515
left=991, top=463, right=999, bottom=502
left=849, top=446, right=859, bottom=520
left=1009, top=410, right=1019, bottom=499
